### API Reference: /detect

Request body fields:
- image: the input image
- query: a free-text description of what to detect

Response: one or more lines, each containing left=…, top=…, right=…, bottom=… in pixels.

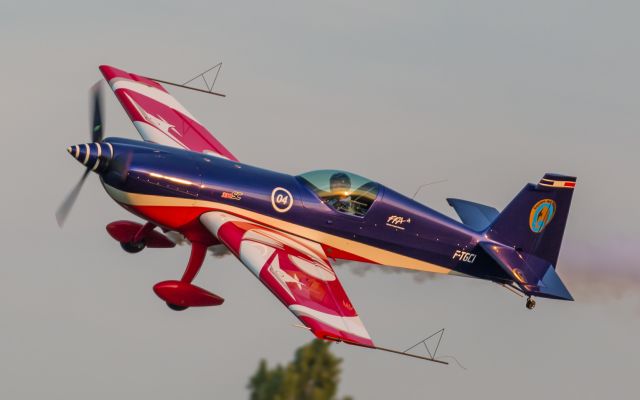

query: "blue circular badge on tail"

left=529, top=199, right=556, bottom=233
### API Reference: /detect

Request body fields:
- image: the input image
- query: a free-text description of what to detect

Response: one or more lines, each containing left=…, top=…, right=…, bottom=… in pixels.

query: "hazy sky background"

left=1, top=1, right=639, bottom=399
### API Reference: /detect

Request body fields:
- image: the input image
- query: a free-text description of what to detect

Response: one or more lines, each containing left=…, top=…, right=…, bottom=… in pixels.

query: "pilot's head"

left=329, top=172, right=351, bottom=197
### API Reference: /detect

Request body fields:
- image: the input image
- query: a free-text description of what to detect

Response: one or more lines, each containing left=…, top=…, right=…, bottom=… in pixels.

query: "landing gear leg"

left=526, top=297, right=536, bottom=310
left=164, top=242, right=208, bottom=311
left=133, top=222, right=156, bottom=243
left=179, top=242, right=208, bottom=284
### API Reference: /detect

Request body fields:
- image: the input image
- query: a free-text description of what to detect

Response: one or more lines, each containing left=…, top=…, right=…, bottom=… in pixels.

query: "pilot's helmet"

left=329, top=172, right=351, bottom=194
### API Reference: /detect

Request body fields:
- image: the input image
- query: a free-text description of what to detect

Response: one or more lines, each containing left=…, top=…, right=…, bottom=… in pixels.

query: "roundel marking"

left=529, top=199, right=556, bottom=233
left=271, top=187, right=294, bottom=213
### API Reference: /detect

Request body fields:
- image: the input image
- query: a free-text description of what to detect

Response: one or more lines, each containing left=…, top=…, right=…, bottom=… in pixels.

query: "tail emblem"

left=529, top=199, right=556, bottom=233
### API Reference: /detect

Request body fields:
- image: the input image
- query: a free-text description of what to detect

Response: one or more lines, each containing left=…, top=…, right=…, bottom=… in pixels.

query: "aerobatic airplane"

left=58, top=65, right=576, bottom=361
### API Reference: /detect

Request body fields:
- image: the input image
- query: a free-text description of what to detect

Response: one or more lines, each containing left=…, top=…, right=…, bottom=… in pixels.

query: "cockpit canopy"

left=297, top=170, right=380, bottom=217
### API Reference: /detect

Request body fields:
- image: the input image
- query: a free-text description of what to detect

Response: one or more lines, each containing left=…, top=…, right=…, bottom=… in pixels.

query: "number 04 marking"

left=271, top=187, right=294, bottom=213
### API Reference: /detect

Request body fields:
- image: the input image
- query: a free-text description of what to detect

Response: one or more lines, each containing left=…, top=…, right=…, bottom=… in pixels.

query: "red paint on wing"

left=211, top=216, right=373, bottom=346
left=298, top=316, right=374, bottom=346
left=99, top=65, right=238, bottom=161
left=256, top=244, right=357, bottom=317
left=100, top=65, right=166, bottom=91
left=215, top=221, right=246, bottom=256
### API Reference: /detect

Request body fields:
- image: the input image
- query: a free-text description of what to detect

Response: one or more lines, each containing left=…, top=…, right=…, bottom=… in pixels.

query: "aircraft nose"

left=66, top=142, right=113, bottom=173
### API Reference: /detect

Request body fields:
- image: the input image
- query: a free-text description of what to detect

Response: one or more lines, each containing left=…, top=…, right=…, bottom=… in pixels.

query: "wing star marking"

left=267, top=255, right=306, bottom=300
left=124, top=92, right=183, bottom=137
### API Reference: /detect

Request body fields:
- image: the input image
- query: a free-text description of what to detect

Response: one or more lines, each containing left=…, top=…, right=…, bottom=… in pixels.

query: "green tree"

left=247, top=339, right=353, bottom=400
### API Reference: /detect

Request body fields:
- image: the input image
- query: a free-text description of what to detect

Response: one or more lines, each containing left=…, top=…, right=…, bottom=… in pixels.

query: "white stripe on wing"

left=109, top=77, right=199, bottom=122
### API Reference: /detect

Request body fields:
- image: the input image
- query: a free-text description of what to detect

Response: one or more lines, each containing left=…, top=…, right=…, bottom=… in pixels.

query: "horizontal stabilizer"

left=535, top=266, right=574, bottom=300
left=479, top=242, right=573, bottom=300
left=447, top=198, right=499, bottom=230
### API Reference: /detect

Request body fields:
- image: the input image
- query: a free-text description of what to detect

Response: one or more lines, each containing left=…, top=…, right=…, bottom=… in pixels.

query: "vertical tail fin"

left=486, top=173, right=576, bottom=266
left=482, top=174, right=576, bottom=300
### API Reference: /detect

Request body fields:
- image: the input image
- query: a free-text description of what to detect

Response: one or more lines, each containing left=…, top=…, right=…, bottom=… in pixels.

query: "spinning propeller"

left=55, top=83, right=105, bottom=227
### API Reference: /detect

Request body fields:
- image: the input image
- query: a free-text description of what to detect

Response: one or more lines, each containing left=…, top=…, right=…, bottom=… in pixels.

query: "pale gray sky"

left=1, top=1, right=639, bottom=399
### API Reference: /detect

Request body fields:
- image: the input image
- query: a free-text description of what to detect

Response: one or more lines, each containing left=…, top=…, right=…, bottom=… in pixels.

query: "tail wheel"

left=121, top=241, right=146, bottom=253
left=166, top=302, right=189, bottom=311
left=526, top=297, right=536, bottom=310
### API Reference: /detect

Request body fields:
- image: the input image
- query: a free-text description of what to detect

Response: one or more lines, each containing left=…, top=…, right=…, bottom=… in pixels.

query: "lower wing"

left=199, top=211, right=373, bottom=346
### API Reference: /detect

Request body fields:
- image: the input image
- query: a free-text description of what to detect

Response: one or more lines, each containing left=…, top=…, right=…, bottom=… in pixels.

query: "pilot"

left=326, top=172, right=355, bottom=214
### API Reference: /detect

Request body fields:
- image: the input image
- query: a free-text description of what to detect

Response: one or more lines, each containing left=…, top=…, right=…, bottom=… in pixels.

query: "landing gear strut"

left=526, top=297, right=536, bottom=310
left=153, top=241, right=224, bottom=311
left=166, top=241, right=207, bottom=311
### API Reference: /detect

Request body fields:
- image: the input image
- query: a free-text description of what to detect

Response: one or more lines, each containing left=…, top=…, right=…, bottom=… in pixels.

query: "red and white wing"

left=200, top=211, right=373, bottom=346
left=99, top=65, right=238, bottom=161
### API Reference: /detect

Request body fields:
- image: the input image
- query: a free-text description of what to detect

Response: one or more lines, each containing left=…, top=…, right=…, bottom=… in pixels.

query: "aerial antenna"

left=390, top=328, right=466, bottom=369
left=402, top=328, right=445, bottom=359
left=145, top=63, right=226, bottom=97
left=412, top=179, right=448, bottom=199
left=321, top=328, right=453, bottom=365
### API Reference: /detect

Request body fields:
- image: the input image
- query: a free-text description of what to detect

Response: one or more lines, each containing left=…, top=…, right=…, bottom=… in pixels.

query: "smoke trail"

left=209, top=244, right=232, bottom=258
left=334, top=239, right=640, bottom=303
left=332, top=259, right=439, bottom=283
left=558, top=239, right=640, bottom=302
left=164, top=231, right=189, bottom=246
